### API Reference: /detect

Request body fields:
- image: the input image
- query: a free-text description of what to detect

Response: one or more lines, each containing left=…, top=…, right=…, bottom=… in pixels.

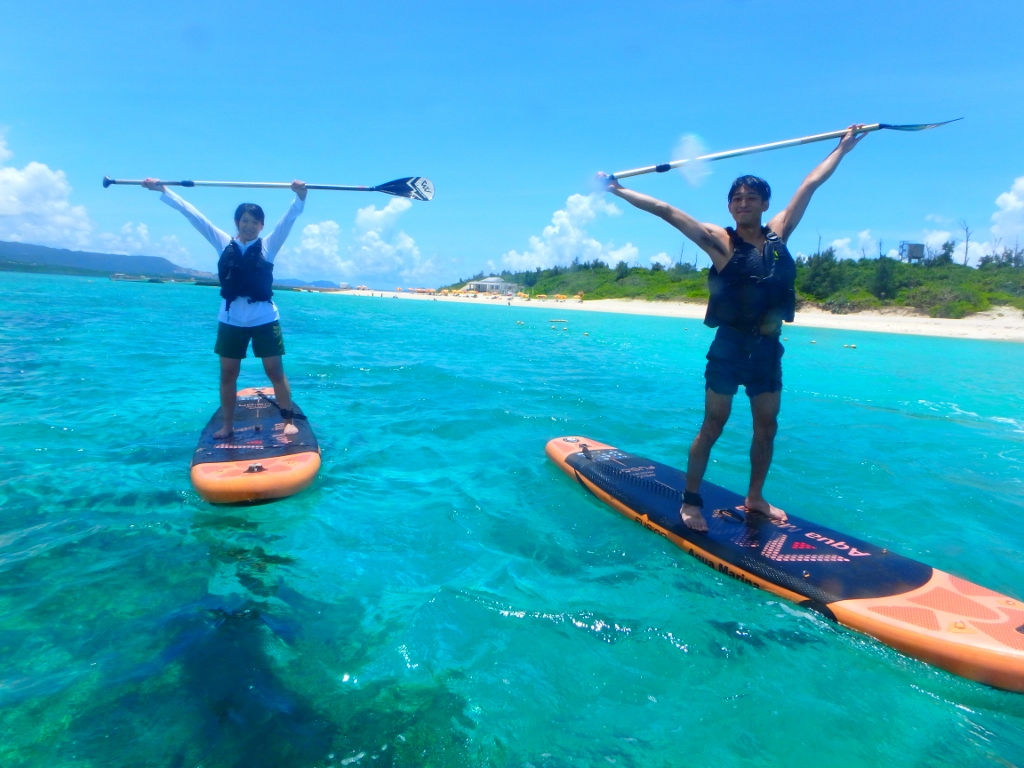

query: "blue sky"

left=2, top=1, right=1023, bottom=287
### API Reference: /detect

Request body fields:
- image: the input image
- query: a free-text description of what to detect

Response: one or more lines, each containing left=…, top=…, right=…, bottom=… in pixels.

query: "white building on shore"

left=460, top=276, right=520, bottom=295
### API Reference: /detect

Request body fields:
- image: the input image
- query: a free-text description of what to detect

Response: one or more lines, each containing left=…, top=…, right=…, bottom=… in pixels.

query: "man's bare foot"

left=680, top=503, right=708, bottom=532
left=743, top=497, right=787, bottom=522
left=283, top=422, right=299, bottom=436
left=213, top=425, right=233, bottom=439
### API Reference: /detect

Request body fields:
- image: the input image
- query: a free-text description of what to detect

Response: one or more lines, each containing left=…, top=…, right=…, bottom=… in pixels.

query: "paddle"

left=103, top=175, right=435, bottom=201
left=610, top=120, right=961, bottom=180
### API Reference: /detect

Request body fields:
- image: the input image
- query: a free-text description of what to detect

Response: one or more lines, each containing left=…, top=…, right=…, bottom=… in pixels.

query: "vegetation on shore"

left=444, top=241, right=1024, bottom=318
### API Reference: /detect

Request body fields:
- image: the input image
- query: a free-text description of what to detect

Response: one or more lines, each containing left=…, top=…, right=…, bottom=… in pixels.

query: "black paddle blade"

left=880, top=118, right=963, bottom=131
left=374, top=177, right=434, bottom=201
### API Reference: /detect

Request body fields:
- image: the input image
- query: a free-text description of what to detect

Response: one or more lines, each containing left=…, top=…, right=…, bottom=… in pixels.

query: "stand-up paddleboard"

left=546, top=436, right=1024, bottom=692
left=190, top=387, right=320, bottom=503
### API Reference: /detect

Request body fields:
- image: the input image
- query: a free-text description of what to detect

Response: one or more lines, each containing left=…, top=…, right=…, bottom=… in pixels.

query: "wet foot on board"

left=743, top=498, right=787, bottom=523
left=213, top=426, right=234, bottom=440
left=680, top=503, right=709, bottom=532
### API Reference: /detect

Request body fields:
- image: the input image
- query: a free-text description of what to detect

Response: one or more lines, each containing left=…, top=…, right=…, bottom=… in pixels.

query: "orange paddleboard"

left=547, top=436, right=1024, bottom=692
left=190, top=387, right=320, bottom=504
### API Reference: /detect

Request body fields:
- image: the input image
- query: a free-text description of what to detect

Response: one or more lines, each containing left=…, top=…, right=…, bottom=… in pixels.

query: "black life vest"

left=704, top=227, right=796, bottom=333
left=218, top=238, right=274, bottom=312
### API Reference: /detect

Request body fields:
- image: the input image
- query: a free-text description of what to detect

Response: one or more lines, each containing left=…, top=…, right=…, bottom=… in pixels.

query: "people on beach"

left=142, top=178, right=308, bottom=439
left=599, top=125, right=866, bottom=531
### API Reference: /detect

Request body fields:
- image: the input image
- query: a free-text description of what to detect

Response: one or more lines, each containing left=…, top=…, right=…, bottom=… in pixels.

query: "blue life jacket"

left=218, top=238, right=274, bottom=312
left=704, top=227, right=796, bottom=334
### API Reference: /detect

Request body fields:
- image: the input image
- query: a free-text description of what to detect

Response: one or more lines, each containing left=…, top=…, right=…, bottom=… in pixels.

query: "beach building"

left=460, top=276, right=520, bottom=295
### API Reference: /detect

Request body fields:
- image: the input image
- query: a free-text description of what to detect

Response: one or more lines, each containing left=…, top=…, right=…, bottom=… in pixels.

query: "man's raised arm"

left=599, top=173, right=731, bottom=270
left=770, top=125, right=867, bottom=242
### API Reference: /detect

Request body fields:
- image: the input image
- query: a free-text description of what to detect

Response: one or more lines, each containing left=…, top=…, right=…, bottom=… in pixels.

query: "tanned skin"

left=599, top=125, right=866, bottom=531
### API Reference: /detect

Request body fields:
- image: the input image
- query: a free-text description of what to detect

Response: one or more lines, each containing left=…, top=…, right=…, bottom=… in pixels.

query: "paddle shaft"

left=612, top=124, right=884, bottom=180
left=103, top=178, right=377, bottom=191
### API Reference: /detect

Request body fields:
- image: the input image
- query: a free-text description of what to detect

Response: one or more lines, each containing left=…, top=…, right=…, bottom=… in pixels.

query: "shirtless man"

left=142, top=178, right=308, bottom=438
left=600, top=125, right=865, bottom=531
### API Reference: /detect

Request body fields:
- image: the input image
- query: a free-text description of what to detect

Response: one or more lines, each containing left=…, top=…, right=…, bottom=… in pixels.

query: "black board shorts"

left=214, top=320, right=285, bottom=359
left=704, top=325, right=783, bottom=398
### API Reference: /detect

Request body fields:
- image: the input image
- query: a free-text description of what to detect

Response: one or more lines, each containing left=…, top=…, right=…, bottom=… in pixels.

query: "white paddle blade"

left=409, top=177, right=434, bottom=201
left=673, top=133, right=710, bottom=187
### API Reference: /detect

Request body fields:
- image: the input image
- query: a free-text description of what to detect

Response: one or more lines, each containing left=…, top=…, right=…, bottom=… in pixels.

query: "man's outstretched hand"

left=596, top=171, right=622, bottom=193
left=837, top=124, right=868, bottom=155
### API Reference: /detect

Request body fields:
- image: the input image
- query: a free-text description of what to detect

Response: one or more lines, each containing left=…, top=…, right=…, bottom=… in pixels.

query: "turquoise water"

left=2, top=270, right=1024, bottom=767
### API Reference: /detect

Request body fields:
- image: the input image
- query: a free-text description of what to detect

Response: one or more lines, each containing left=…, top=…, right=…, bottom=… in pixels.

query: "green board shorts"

left=214, top=320, right=286, bottom=359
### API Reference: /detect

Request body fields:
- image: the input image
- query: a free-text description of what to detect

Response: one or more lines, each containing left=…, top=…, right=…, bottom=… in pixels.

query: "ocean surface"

left=2, top=270, right=1023, bottom=768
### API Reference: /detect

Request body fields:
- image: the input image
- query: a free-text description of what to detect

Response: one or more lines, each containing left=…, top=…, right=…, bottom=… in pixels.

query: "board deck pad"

left=546, top=436, right=1024, bottom=692
left=190, top=387, right=320, bottom=503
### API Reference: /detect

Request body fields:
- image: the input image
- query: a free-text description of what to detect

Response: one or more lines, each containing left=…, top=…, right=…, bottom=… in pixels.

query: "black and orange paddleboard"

left=190, top=387, right=321, bottom=504
left=546, top=436, right=1024, bottom=692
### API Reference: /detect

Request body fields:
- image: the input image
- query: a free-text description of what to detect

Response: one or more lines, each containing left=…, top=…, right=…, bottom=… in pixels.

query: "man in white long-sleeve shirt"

left=142, top=178, right=307, bottom=439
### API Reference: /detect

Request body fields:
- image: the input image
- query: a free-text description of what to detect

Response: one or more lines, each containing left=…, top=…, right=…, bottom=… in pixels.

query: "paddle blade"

left=880, top=118, right=963, bottom=132
left=673, top=133, right=711, bottom=187
left=375, top=177, right=435, bottom=201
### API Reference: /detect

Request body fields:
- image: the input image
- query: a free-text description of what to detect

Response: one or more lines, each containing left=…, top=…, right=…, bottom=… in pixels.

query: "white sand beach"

left=333, top=291, right=1024, bottom=343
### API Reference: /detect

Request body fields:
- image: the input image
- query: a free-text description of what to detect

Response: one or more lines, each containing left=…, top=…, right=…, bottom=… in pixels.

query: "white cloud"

left=0, top=137, right=92, bottom=249
left=829, top=229, right=878, bottom=260
left=992, top=176, right=1024, bottom=245
left=352, top=198, right=432, bottom=280
left=922, top=228, right=952, bottom=250
left=277, top=196, right=431, bottom=284
left=501, top=193, right=642, bottom=270
left=609, top=243, right=638, bottom=265
left=921, top=228, right=991, bottom=266
left=914, top=178, right=1024, bottom=265
left=0, top=136, right=200, bottom=267
left=650, top=251, right=672, bottom=267
left=355, top=197, right=412, bottom=230
left=274, top=219, right=356, bottom=281
left=962, top=240, right=988, bottom=264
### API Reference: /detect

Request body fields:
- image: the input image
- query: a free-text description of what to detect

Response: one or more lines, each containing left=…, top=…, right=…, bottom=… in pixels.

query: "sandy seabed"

left=331, top=291, right=1024, bottom=343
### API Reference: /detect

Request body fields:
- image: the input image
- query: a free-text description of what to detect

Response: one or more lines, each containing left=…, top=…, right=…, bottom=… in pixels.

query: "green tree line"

left=443, top=241, right=1024, bottom=318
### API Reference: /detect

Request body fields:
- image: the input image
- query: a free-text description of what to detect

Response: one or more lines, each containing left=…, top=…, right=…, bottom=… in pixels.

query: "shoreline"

left=332, top=291, right=1024, bottom=342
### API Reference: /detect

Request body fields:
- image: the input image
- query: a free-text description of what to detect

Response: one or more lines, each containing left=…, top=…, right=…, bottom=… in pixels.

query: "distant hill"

left=0, top=239, right=353, bottom=287
left=0, top=240, right=211, bottom=277
left=275, top=278, right=344, bottom=289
